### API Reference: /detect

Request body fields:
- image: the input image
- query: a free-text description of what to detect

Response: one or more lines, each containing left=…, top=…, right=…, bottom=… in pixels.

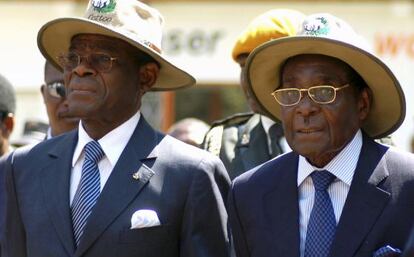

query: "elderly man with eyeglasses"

left=1, top=1, right=230, bottom=257
left=41, top=61, right=80, bottom=139
left=228, top=13, right=414, bottom=257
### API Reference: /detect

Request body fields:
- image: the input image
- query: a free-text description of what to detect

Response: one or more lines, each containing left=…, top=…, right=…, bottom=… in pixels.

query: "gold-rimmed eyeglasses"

left=271, top=84, right=350, bottom=106
left=57, top=52, right=118, bottom=73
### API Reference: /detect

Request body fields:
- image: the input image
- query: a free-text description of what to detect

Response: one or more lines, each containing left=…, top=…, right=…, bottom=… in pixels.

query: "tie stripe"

left=71, top=141, right=104, bottom=246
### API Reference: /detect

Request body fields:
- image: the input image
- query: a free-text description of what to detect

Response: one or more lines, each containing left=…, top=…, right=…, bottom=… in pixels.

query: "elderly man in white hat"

left=1, top=1, right=230, bottom=257
left=228, top=13, right=414, bottom=257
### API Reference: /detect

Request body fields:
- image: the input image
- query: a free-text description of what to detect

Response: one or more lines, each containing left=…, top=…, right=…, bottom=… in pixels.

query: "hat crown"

left=297, top=13, right=372, bottom=53
left=84, top=0, right=163, bottom=52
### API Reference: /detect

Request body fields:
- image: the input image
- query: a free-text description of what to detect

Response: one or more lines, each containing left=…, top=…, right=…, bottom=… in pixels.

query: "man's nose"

left=73, top=57, right=97, bottom=77
left=295, top=93, right=319, bottom=116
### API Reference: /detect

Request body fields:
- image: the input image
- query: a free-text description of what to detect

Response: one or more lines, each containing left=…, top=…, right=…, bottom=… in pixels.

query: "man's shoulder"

left=383, top=146, right=414, bottom=171
left=161, top=134, right=220, bottom=163
left=233, top=151, right=296, bottom=187
left=11, top=131, right=75, bottom=164
left=157, top=135, right=230, bottom=181
left=211, top=112, right=256, bottom=129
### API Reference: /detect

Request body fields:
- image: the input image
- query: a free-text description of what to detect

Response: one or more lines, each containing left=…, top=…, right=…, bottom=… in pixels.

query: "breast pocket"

left=119, top=224, right=173, bottom=244
left=117, top=225, right=177, bottom=257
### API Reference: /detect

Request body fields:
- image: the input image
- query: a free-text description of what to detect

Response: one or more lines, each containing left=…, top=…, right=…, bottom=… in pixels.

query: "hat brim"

left=38, top=17, right=195, bottom=91
left=246, top=36, right=406, bottom=139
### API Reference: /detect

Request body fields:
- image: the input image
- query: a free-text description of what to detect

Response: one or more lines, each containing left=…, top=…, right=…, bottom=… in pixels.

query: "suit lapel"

left=329, top=135, right=390, bottom=257
left=263, top=153, right=301, bottom=257
left=75, top=117, right=159, bottom=257
left=235, top=114, right=270, bottom=172
left=41, top=130, right=78, bottom=255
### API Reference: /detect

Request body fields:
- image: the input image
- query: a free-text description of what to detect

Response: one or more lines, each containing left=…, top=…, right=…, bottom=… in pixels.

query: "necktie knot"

left=311, top=170, right=335, bottom=191
left=84, top=141, right=104, bottom=163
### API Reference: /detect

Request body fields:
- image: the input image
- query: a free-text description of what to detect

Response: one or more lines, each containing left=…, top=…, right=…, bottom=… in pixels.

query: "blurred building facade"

left=1, top=0, right=414, bottom=150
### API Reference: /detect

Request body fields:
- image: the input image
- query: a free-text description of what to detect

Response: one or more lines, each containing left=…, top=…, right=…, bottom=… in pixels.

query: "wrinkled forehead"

left=69, top=33, right=130, bottom=53
left=281, top=54, right=359, bottom=82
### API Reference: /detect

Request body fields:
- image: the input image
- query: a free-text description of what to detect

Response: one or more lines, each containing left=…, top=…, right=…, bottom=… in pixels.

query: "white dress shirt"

left=69, top=112, right=140, bottom=205
left=297, top=130, right=363, bottom=257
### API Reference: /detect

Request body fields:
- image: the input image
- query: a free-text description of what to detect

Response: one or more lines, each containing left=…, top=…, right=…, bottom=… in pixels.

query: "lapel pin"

left=132, top=172, right=141, bottom=180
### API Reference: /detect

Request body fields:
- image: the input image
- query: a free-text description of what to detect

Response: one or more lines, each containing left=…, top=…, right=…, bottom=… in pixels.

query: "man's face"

left=61, top=34, right=152, bottom=132
left=42, top=64, right=79, bottom=137
left=280, top=54, right=370, bottom=167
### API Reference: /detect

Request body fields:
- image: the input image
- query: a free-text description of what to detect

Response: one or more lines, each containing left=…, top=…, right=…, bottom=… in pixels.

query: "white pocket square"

left=130, top=209, right=161, bottom=229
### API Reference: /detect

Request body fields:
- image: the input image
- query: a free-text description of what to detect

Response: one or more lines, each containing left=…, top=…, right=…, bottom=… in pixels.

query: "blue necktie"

left=304, top=170, right=337, bottom=257
left=71, top=141, right=104, bottom=246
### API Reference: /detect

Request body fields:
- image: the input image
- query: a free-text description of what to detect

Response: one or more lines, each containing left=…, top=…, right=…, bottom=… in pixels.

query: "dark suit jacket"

left=403, top=226, right=414, bottom=257
left=1, top=117, right=231, bottom=257
left=228, top=134, right=414, bottom=257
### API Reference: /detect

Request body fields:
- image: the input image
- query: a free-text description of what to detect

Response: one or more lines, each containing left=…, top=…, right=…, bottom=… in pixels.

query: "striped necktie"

left=304, top=170, right=337, bottom=257
left=71, top=141, right=104, bottom=246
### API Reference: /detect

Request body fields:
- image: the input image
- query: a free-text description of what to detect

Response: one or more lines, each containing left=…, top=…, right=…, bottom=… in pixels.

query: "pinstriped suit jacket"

left=1, top=117, right=231, bottom=257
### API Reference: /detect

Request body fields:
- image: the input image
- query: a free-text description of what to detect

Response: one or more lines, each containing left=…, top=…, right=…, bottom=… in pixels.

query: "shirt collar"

left=297, top=129, right=363, bottom=186
left=46, top=127, right=53, bottom=140
left=72, top=112, right=141, bottom=167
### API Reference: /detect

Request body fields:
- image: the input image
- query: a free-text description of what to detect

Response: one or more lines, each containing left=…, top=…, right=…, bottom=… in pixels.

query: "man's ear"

left=2, top=115, right=14, bottom=138
left=138, top=63, right=160, bottom=93
left=358, top=87, right=372, bottom=123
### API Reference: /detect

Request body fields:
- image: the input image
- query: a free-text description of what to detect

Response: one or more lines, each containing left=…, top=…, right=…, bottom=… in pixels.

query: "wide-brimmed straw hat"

left=246, top=13, right=405, bottom=138
left=37, top=0, right=195, bottom=91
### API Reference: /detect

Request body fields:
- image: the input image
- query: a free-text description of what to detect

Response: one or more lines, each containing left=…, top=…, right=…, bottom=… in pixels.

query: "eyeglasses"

left=58, top=52, right=118, bottom=73
left=271, top=84, right=350, bottom=106
left=46, top=82, right=66, bottom=99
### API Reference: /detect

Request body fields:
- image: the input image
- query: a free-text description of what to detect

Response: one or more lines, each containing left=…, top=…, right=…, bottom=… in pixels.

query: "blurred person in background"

left=203, top=9, right=306, bottom=180
left=228, top=13, right=414, bottom=257
left=0, top=73, right=16, bottom=257
left=42, top=61, right=80, bottom=138
left=168, top=118, right=209, bottom=147
left=11, top=120, right=48, bottom=147
left=0, top=74, right=16, bottom=157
